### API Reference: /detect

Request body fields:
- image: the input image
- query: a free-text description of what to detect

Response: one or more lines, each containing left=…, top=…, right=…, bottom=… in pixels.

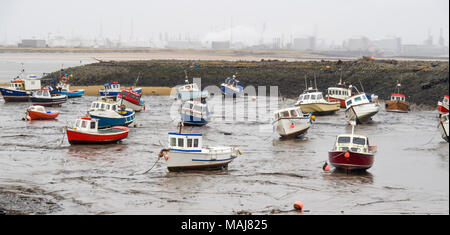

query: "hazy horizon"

left=1, top=0, right=449, bottom=46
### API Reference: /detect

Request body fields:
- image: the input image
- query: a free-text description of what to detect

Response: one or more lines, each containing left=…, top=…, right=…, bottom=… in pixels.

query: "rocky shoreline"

left=41, top=58, right=448, bottom=107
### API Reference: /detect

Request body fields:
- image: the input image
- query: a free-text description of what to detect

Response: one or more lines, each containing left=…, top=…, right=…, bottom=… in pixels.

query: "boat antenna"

left=184, top=70, right=189, bottom=84
left=358, top=79, right=365, bottom=93
left=134, top=72, right=141, bottom=88
left=304, top=74, right=308, bottom=91
left=314, top=72, right=318, bottom=90
left=339, top=69, right=343, bottom=86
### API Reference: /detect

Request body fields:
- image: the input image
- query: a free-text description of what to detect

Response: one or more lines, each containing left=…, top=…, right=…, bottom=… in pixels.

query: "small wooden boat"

left=345, top=93, right=380, bottom=124
left=273, top=107, right=314, bottom=138
left=159, top=126, right=242, bottom=171
left=26, top=105, right=59, bottom=120
left=220, top=75, right=244, bottom=98
left=116, top=89, right=145, bottom=112
left=31, top=88, right=67, bottom=106
left=88, top=99, right=135, bottom=128
left=385, top=82, right=410, bottom=113
left=180, top=100, right=210, bottom=126
left=437, top=95, right=449, bottom=117
left=66, top=117, right=129, bottom=145
left=439, top=114, right=449, bottom=143
left=328, top=122, right=376, bottom=171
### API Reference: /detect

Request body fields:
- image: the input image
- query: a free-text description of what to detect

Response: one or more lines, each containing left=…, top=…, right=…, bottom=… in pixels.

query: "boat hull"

left=61, top=89, right=85, bottom=98
left=116, top=97, right=144, bottom=112
left=274, top=117, right=311, bottom=138
left=180, top=113, right=208, bottom=126
left=346, top=103, right=380, bottom=124
left=220, top=85, right=243, bottom=98
left=326, top=97, right=347, bottom=108
left=31, top=96, right=67, bottom=106
left=66, top=127, right=129, bottom=145
left=439, top=120, right=449, bottom=143
left=298, top=103, right=340, bottom=115
left=89, top=112, right=135, bottom=128
left=0, top=88, right=31, bottom=102
left=99, top=91, right=120, bottom=97
left=166, top=149, right=235, bottom=172
left=27, top=110, right=59, bottom=120
left=385, top=100, right=409, bottom=113
left=437, top=102, right=449, bottom=116
left=328, top=151, right=374, bottom=170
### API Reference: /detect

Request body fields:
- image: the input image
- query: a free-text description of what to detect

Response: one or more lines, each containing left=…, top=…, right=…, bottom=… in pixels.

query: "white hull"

left=166, top=147, right=237, bottom=171
left=439, top=120, right=449, bottom=142
left=346, top=103, right=380, bottom=124
left=116, top=98, right=144, bottom=112
left=274, top=118, right=311, bottom=137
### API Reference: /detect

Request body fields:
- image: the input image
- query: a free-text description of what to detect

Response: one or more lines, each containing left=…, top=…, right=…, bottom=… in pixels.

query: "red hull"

left=326, top=97, right=346, bottom=108
left=27, top=110, right=59, bottom=120
left=328, top=151, right=374, bottom=170
left=437, top=105, right=449, bottom=115
left=66, top=127, right=129, bottom=144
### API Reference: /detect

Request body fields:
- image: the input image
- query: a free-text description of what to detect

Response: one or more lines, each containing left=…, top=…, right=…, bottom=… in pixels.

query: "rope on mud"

left=130, top=157, right=161, bottom=176
left=58, top=127, right=66, bottom=147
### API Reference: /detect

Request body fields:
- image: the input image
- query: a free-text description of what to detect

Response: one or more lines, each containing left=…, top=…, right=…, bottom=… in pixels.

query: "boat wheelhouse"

left=31, top=88, right=67, bottom=106
left=180, top=100, right=210, bottom=126
left=88, top=99, right=135, bottom=128
left=0, top=74, right=41, bottom=102
left=345, top=93, right=380, bottom=124
left=176, top=82, right=209, bottom=102
left=273, top=107, right=313, bottom=138
left=220, top=75, right=244, bottom=97
left=325, top=80, right=352, bottom=108
left=437, top=95, right=449, bottom=117
left=99, top=82, right=121, bottom=98
left=117, top=89, right=145, bottom=112
left=66, top=117, right=129, bottom=145
left=160, top=132, right=241, bottom=171
left=295, top=88, right=340, bottom=115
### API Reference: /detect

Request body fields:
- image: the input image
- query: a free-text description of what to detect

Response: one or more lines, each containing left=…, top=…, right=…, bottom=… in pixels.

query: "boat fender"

left=293, top=201, right=303, bottom=212
left=237, top=148, right=243, bottom=155
left=322, top=162, right=330, bottom=172
left=164, top=155, right=169, bottom=161
left=290, top=122, right=295, bottom=129
left=311, top=115, right=316, bottom=121
left=344, top=152, right=350, bottom=158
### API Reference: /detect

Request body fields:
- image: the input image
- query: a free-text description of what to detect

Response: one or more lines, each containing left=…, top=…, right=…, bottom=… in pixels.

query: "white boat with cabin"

left=273, top=107, right=314, bottom=138
left=345, top=93, right=380, bottom=124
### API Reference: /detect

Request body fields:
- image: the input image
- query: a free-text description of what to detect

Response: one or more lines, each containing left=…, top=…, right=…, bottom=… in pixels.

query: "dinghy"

left=26, top=105, right=59, bottom=120
left=66, top=117, right=129, bottom=145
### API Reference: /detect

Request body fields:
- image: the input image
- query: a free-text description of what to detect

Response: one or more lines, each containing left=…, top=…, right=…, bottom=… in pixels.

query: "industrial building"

left=18, top=39, right=47, bottom=48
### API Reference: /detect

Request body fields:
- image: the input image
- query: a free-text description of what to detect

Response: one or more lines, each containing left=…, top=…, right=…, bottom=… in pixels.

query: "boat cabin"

left=74, top=117, right=99, bottom=131
left=390, top=94, right=406, bottom=102
left=327, top=87, right=351, bottom=97
left=28, top=105, right=47, bottom=113
left=182, top=101, right=209, bottom=115
left=297, top=92, right=325, bottom=104
left=103, top=82, right=121, bottom=91
left=90, top=100, right=120, bottom=112
left=333, top=134, right=371, bottom=153
left=9, top=80, right=24, bottom=91
left=345, top=94, right=370, bottom=108
left=178, top=83, right=199, bottom=92
left=118, top=90, right=141, bottom=105
left=223, top=76, right=242, bottom=88
left=274, top=107, right=305, bottom=120
left=168, top=133, right=203, bottom=151
left=33, top=89, right=52, bottom=98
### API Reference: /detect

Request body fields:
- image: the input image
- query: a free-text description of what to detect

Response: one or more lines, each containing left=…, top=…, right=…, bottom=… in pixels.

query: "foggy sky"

left=0, top=0, right=449, bottom=45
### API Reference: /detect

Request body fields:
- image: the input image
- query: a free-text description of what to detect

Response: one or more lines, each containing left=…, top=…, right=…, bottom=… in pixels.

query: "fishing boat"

left=295, top=87, right=340, bottom=115
left=116, top=89, right=145, bottom=112
left=26, top=105, right=59, bottom=120
left=180, top=100, right=210, bottom=126
left=176, top=81, right=209, bottom=102
left=385, top=82, right=410, bottom=113
left=325, top=75, right=352, bottom=108
left=30, top=88, right=67, bottom=106
left=345, top=93, right=380, bottom=124
left=66, top=117, right=129, bottom=145
left=273, top=107, right=315, bottom=138
left=220, top=75, right=244, bottom=97
left=328, top=122, right=377, bottom=171
left=57, top=74, right=85, bottom=98
left=439, top=113, right=449, bottom=143
left=0, top=70, right=41, bottom=102
left=88, top=99, right=136, bottom=128
left=99, top=82, right=121, bottom=98
left=437, top=95, right=449, bottom=117
left=158, top=129, right=242, bottom=171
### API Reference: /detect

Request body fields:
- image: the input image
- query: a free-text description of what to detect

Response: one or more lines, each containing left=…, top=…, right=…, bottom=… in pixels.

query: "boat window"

left=194, top=139, right=199, bottom=147
left=353, top=137, right=366, bottom=145
left=75, top=120, right=81, bottom=127
left=303, top=95, right=309, bottom=100
left=101, top=103, right=105, bottom=109
left=178, top=138, right=184, bottom=147
left=96, top=103, right=100, bottom=108
left=317, top=94, right=323, bottom=100
left=338, top=136, right=351, bottom=143
left=81, top=120, right=87, bottom=128
left=282, top=111, right=290, bottom=118
left=129, top=93, right=136, bottom=99
left=187, top=139, right=193, bottom=148
left=90, top=121, right=96, bottom=129
left=121, top=91, right=128, bottom=96
left=194, top=106, right=202, bottom=112
left=298, top=95, right=303, bottom=101
left=170, top=138, right=176, bottom=147
left=354, top=96, right=362, bottom=102
left=346, top=100, right=352, bottom=106
left=106, top=104, right=111, bottom=110
left=91, top=103, right=96, bottom=108
left=112, top=105, right=116, bottom=111
left=290, top=110, right=298, bottom=117
left=310, top=95, right=316, bottom=100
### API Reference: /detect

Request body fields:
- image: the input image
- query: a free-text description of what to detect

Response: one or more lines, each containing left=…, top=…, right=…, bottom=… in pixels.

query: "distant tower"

left=439, top=28, right=445, bottom=46
left=424, top=29, right=433, bottom=45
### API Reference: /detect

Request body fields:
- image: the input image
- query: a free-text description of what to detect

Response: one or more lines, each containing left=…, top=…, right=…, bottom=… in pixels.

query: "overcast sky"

left=0, top=0, right=448, bottom=45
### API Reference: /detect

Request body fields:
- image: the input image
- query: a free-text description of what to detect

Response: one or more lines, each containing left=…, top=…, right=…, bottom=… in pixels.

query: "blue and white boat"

left=176, top=82, right=209, bottom=102
left=59, top=83, right=85, bottom=98
left=88, top=99, right=136, bottom=128
left=99, top=82, right=121, bottom=98
left=0, top=73, right=41, bottom=102
left=158, top=132, right=242, bottom=171
left=180, top=101, right=210, bottom=126
left=220, top=75, right=243, bottom=97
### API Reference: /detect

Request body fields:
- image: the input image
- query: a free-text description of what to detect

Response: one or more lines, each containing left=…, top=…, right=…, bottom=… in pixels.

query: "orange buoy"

left=344, top=152, right=350, bottom=158
left=323, top=162, right=330, bottom=172
left=293, top=201, right=303, bottom=212
left=290, top=123, right=295, bottom=128
left=164, top=155, right=169, bottom=161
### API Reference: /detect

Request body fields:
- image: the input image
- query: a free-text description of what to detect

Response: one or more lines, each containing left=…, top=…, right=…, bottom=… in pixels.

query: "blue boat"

left=220, top=75, right=243, bottom=97
left=180, top=101, right=210, bottom=126
left=0, top=74, right=42, bottom=102
left=88, top=99, right=136, bottom=128
left=99, top=82, right=121, bottom=98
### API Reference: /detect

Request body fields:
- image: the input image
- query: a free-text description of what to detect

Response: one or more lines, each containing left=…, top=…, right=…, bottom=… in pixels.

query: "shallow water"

left=0, top=94, right=448, bottom=215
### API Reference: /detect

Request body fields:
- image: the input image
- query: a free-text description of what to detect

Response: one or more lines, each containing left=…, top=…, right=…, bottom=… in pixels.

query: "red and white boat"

left=26, top=105, right=59, bottom=120
left=116, top=89, right=145, bottom=112
left=437, top=95, right=449, bottom=117
left=66, top=117, right=129, bottom=145
left=328, top=122, right=377, bottom=171
left=325, top=78, right=352, bottom=108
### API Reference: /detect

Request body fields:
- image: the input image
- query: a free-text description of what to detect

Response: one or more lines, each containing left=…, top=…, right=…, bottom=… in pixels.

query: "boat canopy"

left=103, top=82, right=121, bottom=90
left=334, top=134, right=371, bottom=153
left=168, top=132, right=203, bottom=150
left=90, top=100, right=120, bottom=112
left=33, top=89, right=51, bottom=97
left=274, top=107, right=304, bottom=120
left=28, top=105, right=46, bottom=113
left=74, top=117, right=99, bottom=131
left=327, top=87, right=351, bottom=97
left=390, top=93, right=406, bottom=101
